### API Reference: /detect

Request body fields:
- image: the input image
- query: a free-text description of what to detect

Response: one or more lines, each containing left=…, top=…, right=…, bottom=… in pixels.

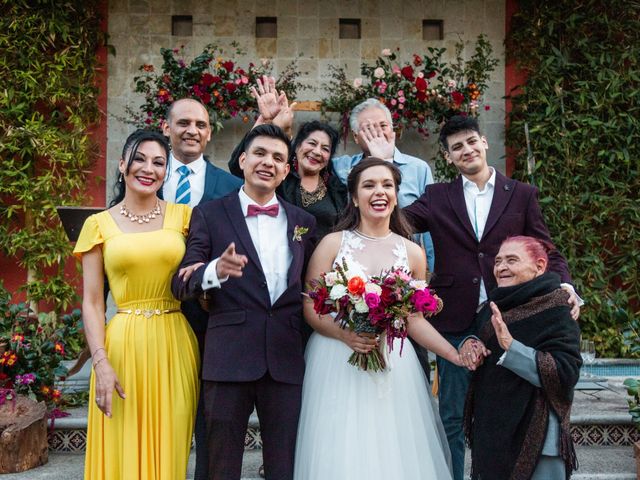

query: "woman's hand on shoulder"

left=93, top=360, right=126, bottom=418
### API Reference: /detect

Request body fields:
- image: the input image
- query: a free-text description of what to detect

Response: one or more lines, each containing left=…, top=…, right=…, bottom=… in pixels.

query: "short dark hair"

left=110, top=129, right=170, bottom=207
left=438, top=115, right=482, bottom=151
left=242, top=124, right=292, bottom=157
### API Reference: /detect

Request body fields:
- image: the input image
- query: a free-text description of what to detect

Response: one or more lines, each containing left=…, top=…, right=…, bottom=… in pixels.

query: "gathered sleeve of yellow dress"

left=73, top=214, right=104, bottom=258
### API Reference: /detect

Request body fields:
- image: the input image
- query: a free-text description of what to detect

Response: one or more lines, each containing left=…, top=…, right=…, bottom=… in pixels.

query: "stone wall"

left=106, top=0, right=505, bottom=203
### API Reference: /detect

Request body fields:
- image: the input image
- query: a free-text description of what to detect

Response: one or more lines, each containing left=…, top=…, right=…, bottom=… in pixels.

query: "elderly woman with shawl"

left=462, top=235, right=582, bottom=480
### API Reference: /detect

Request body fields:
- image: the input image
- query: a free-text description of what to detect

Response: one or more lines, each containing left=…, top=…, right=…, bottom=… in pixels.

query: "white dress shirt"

left=162, top=153, right=206, bottom=206
left=462, top=167, right=496, bottom=305
left=202, top=188, right=292, bottom=305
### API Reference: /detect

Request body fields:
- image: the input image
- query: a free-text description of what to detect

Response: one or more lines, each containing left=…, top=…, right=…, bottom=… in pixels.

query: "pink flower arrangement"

left=306, top=258, right=442, bottom=372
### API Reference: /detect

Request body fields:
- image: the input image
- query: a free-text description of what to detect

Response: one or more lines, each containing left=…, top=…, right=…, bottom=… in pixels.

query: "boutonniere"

left=292, top=225, right=309, bottom=242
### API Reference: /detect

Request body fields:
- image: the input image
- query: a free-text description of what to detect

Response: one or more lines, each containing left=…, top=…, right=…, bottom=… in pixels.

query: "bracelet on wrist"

left=93, top=356, right=108, bottom=369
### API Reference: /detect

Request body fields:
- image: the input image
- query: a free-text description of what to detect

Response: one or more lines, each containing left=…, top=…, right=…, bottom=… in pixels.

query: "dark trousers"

left=193, top=389, right=209, bottom=480
left=203, top=373, right=302, bottom=480
left=436, top=333, right=472, bottom=480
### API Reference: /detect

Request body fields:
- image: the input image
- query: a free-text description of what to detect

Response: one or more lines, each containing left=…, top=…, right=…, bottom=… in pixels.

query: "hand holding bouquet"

left=306, top=258, right=442, bottom=372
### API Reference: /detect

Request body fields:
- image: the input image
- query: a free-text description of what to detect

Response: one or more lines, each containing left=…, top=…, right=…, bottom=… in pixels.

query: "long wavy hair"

left=334, top=157, right=414, bottom=239
left=109, top=130, right=170, bottom=207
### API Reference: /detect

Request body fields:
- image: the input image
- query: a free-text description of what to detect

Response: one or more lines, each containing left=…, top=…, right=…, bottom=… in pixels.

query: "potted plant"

left=624, top=377, right=640, bottom=478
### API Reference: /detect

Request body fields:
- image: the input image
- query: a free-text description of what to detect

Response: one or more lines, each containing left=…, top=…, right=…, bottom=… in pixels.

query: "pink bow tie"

left=247, top=204, right=279, bottom=217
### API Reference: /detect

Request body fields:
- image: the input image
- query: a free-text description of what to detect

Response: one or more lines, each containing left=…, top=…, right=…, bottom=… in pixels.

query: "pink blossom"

left=378, top=81, right=387, bottom=93
left=390, top=98, right=397, bottom=106
left=364, top=292, right=381, bottom=309
left=353, top=77, right=363, bottom=88
left=417, top=72, right=424, bottom=79
left=398, top=90, right=404, bottom=96
left=381, top=48, right=392, bottom=56
left=411, top=289, right=438, bottom=313
left=235, top=78, right=242, bottom=85
left=373, top=67, right=385, bottom=79
left=398, top=103, right=404, bottom=110
left=241, top=76, right=249, bottom=84
left=398, top=97, right=405, bottom=104
left=392, top=65, right=401, bottom=74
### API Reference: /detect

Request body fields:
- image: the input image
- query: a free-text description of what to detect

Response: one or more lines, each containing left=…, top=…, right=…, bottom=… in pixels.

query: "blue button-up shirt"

left=332, top=148, right=435, bottom=271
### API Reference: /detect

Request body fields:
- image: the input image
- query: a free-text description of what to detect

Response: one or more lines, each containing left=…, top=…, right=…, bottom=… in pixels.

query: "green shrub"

left=506, top=0, right=640, bottom=356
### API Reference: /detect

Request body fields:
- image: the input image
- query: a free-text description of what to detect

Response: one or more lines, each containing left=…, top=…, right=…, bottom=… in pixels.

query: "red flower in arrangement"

left=222, top=60, right=234, bottom=72
left=451, top=91, right=465, bottom=106
left=347, top=276, right=366, bottom=295
left=380, top=285, right=396, bottom=305
left=142, top=64, right=154, bottom=72
left=228, top=99, right=238, bottom=110
left=401, top=65, right=415, bottom=81
left=415, top=77, right=428, bottom=92
left=413, top=54, right=423, bottom=66
left=0, top=351, right=18, bottom=367
left=225, top=82, right=237, bottom=93
left=200, top=73, right=217, bottom=87
left=309, top=286, right=332, bottom=315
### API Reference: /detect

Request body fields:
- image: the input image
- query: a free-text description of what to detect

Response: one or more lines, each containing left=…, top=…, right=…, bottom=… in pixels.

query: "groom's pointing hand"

left=216, top=242, right=248, bottom=279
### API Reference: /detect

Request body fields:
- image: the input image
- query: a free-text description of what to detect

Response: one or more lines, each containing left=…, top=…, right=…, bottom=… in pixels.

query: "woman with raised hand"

left=74, top=129, right=200, bottom=479
left=462, top=236, right=582, bottom=480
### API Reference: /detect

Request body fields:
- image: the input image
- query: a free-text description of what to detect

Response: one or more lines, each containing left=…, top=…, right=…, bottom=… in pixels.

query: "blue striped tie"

left=175, top=165, right=191, bottom=205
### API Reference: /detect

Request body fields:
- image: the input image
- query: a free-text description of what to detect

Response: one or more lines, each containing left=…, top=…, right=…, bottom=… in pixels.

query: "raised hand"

left=358, top=122, right=396, bottom=159
left=215, top=242, right=248, bottom=279
left=490, top=301, right=513, bottom=351
left=250, top=75, right=285, bottom=122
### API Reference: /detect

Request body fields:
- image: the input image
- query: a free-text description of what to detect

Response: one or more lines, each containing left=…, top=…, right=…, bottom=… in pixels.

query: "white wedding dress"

left=294, top=230, right=452, bottom=480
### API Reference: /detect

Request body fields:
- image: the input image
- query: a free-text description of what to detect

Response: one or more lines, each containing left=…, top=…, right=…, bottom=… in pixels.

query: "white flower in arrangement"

left=352, top=77, right=363, bottom=88
left=364, top=282, right=382, bottom=295
left=324, top=271, right=339, bottom=286
left=447, top=79, right=457, bottom=88
left=381, top=48, right=392, bottom=56
left=393, top=318, right=405, bottom=330
left=354, top=298, right=370, bottom=313
left=373, top=67, right=385, bottom=78
left=409, top=280, right=427, bottom=290
left=329, top=284, right=348, bottom=300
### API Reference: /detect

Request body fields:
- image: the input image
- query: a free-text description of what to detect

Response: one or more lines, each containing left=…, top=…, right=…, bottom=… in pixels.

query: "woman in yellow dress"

left=74, top=130, right=200, bottom=479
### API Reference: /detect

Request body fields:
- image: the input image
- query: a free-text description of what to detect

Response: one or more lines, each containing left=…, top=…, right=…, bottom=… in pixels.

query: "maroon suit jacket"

left=403, top=171, right=571, bottom=334
left=172, top=193, right=317, bottom=384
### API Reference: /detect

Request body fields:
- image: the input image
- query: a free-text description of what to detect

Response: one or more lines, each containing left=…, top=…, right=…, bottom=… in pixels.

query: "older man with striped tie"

left=161, top=97, right=242, bottom=480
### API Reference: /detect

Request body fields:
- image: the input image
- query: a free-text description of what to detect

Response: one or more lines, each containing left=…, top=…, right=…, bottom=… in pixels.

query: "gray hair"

left=349, top=98, right=393, bottom=133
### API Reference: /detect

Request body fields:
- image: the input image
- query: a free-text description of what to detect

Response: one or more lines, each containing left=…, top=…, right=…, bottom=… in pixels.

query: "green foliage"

left=623, top=378, right=640, bottom=431
left=0, top=1, right=105, bottom=311
left=126, top=43, right=308, bottom=132
left=506, top=0, right=640, bottom=357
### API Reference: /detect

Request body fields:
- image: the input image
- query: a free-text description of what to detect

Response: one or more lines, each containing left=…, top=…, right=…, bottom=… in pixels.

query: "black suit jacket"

left=172, top=194, right=316, bottom=384
left=403, top=171, right=572, bottom=334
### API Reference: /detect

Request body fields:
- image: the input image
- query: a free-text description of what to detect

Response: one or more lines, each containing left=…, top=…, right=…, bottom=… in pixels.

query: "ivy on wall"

left=506, top=0, right=639, bottom=356
left=0, top=1, right=105, bottom=311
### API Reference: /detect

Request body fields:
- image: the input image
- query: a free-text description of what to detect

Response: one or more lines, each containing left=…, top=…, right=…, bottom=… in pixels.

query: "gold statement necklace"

left=120, top=200, right=162, bottom=224
left=300, top=179, right=327, bottom=207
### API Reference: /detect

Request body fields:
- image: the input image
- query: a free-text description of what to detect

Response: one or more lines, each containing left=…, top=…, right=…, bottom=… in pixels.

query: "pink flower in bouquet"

left=398, top=96, right=406, bottom=104
left=392, top=64, right=401, bottom=75
left=378, top=81, right=387, bottom=93
left=411, top=289, right=438, bottom=313
left=395, top=269, right=411, bottom=282
left=381, top=48, right=392, bottom=56
left=364, top=292, right=381, bottom=309
left=373, top=67, right=385, bottom=78
left=353, top=77, right=363, bottom=88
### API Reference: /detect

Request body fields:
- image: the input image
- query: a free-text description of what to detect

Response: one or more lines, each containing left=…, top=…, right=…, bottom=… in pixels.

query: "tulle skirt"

left=294, top=332, right=452, bottom=480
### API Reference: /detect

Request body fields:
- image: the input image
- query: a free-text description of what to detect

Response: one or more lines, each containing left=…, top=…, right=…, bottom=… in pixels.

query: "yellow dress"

left=74, top=203, right=200, bottom=480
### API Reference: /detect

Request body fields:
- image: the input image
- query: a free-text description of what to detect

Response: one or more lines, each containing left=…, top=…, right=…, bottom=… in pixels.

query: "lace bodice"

left=334, top=230, right=409, bottom=279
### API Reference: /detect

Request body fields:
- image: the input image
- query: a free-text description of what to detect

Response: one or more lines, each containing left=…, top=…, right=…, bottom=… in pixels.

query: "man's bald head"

left=162, top=98, right=212, bottom=164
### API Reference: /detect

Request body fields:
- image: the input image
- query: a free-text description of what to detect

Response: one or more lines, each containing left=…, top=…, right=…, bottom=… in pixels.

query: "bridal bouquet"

left=307, top=258, right=443, bottom=372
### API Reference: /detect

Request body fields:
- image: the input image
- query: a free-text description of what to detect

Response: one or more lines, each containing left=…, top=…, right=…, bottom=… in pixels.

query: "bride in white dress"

left=294, top=158, right=463, bottom=480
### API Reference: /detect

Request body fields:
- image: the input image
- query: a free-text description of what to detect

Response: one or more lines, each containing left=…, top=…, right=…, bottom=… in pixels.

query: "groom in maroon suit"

left=172, top=125, right=316, bottom=480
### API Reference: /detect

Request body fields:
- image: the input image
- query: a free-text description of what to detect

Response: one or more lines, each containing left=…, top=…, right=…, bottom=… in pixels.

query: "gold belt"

left=116, top=308, right=181, bottom=318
